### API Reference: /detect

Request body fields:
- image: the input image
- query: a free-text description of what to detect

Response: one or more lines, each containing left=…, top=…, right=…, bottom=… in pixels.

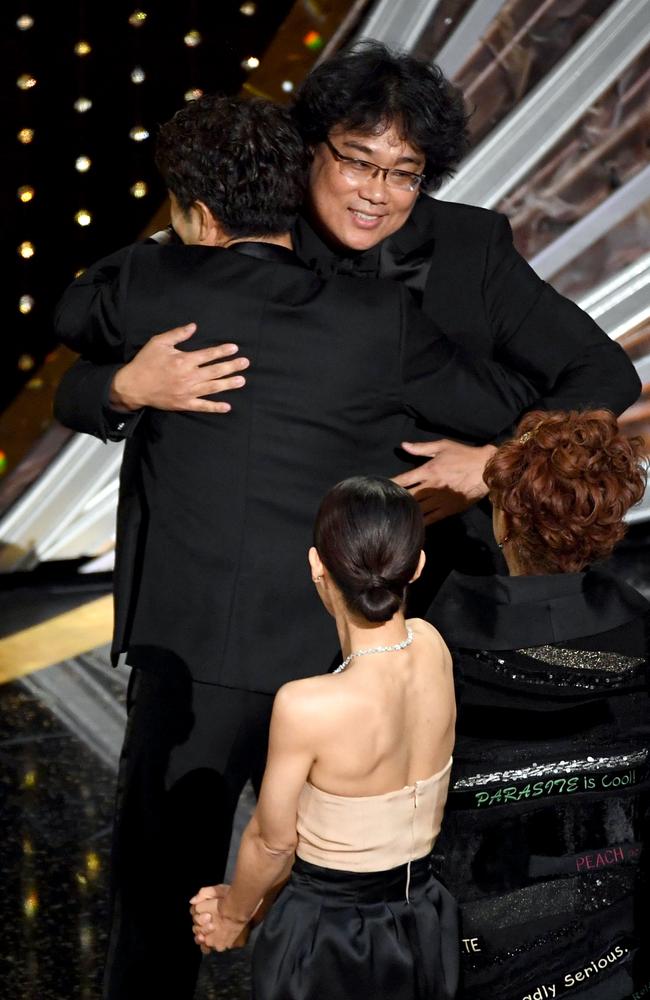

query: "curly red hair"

left=484, top=410, right=647, bottom=574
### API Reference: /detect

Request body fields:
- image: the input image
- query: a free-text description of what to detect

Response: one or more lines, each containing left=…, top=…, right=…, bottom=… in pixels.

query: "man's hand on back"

left=110, top=323, right=250, bottom=413
left=392, top=439, right=497, bottom=525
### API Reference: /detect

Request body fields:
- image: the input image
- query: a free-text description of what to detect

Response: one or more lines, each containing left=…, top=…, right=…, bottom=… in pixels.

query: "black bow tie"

left=307, top=253, right=380, bottom=280
left=307, top=237, right=436, bottom=305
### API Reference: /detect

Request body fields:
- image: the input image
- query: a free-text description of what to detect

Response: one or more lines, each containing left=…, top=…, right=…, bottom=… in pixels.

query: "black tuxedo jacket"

left=298, top=197, right=639, bottom=415
left=55, top=199, right=639, bottom=444
left=56, top=241, right=548, bottom=691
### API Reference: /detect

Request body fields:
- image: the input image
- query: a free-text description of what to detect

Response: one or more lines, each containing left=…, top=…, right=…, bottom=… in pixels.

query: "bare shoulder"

left=272, top=675, right=339, bottom=732
left=408, top=617, right=451, bottom=652
left=409, top=620, right=456, bottom=733
left=408, top=618, right=453, bottom=670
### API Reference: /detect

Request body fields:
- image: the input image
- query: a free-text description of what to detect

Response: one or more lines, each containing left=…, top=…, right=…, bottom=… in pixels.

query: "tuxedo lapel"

left=379, top=196, right=437, bottom=306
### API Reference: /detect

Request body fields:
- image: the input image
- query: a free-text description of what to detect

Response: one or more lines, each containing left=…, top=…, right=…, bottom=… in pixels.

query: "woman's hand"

left=190, top=884, right=251, bottom=952
left=202, top=909, right=251, bottom=952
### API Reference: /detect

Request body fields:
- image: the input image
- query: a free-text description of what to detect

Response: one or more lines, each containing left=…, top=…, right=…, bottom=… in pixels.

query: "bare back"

left=305, top=618, right=455, bottom=796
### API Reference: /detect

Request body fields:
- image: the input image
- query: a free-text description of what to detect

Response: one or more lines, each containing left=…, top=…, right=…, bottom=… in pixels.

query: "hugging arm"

left=54, top=359, right=140, bottom=442
left=394, top=254, right=640, bottom=524
left=485, top=214, right=640, bottom=417
left=53, top=245, right=248, bottom=441
left=55, top=245, right=133, bottom=361
left=399, top=290, right=540, bottom=441
left=396, top=290, right=540, bottom=523
left=53, top=245, right=141, bottom=441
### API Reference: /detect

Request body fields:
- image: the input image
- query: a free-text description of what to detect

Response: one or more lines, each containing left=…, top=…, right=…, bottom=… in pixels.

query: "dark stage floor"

left=0, top=681, right=114, bottom=1000
left=0, top=672, right=254, bottom=1000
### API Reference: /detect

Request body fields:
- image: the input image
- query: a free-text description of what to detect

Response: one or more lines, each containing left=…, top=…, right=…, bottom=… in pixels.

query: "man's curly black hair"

left=292, top=42, right=469, bottom=190
left=155, top=95, right=308, bottom=237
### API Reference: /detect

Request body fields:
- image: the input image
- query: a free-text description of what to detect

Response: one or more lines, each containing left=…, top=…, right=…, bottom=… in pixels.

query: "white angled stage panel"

left=436, top=0, right=650, bottom=210
left=530, top=166, right=650, bottom=283
left=434, top=0, right=509, bottom=79
left=0, top=434, right=123, bottom=570
left=356, top=0, right=442, bottom=51
left=579, top=253, right=650, bottom=343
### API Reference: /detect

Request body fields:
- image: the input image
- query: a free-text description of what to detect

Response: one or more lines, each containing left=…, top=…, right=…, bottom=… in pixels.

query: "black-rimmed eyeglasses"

left=325, top=138, right=426, bottom=192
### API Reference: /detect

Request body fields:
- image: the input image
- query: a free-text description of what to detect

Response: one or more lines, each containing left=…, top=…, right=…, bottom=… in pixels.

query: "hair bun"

left=313, top=476, right=425, bottom=624
left=353, top=585, right=402, bottom=624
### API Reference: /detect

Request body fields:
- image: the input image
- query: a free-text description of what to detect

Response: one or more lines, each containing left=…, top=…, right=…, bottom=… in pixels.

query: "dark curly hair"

left=155, top=94, right=308, bottom=238
left=484, top=410, right=647, bottom=574
left=314, top=476, right=424, bottom=623
left=292, top=41, right=469, bottom=189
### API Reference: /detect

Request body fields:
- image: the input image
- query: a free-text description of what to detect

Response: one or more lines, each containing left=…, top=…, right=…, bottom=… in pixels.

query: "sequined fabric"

left=433, top=608, right=650, bottom=1000
left=516, top=645, right=645, bottom=673
left=453, top=749, right=648, bottom=789
left=470, top=646, right=646, bottom=692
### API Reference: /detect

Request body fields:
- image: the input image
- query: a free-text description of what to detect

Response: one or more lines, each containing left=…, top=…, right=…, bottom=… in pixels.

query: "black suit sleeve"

left=55, top=244, right=134, bottom=360
left=53, top=359, right=143, bottom=442
left=399, top=289, right=539, bottom=441
left=484, top=214, right=640, bottom=415
left=53, top=244, right=143, bottom=442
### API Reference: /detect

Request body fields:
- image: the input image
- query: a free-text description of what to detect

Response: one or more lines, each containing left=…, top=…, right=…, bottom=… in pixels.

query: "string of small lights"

left=16, top=10, right=37, bottom=396
left=73, top=4, right=93, bottom=240
left=183, top=0, right=204, bottom=103
left=128, top=9, right=150, bottom=201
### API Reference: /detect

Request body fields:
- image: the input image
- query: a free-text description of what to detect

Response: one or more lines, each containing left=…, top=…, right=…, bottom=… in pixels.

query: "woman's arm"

left=193, top=683, right=317, bottom=951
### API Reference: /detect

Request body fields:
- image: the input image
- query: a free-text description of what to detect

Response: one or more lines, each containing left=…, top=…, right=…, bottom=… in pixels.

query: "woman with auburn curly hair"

left=430, top=409, right=649, bottom=1000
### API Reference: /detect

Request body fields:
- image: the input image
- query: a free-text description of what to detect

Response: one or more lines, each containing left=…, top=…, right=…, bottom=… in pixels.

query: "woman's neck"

left=334, top=609, right=410, bottom=662
left=504, top=548, right=528, bottom=576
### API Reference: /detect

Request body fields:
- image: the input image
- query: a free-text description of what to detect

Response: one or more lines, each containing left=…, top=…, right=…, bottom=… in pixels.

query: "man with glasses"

left=324, top=135, right=427, bottom=190
left=56, top=43, right=638, bottom=602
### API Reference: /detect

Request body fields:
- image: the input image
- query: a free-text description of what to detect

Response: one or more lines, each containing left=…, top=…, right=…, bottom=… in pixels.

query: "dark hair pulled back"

left=314, top=476, right=424, bottom=622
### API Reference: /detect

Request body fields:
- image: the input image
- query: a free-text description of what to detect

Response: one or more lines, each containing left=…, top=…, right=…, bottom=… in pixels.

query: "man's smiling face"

left=306, top=122, right=426, bottom=253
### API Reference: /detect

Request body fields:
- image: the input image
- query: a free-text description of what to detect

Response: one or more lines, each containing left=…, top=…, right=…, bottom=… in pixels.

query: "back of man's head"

left=156, top=95, right=308, bottom=238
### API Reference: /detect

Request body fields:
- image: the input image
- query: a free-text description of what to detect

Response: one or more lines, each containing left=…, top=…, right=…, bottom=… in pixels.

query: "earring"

left=497, top=535, right=510, bottom=550
left=313, top=575, right=323, bottom=584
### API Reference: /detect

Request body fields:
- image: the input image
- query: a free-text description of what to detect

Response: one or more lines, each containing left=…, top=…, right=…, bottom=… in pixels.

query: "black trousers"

left=103, top=665, right=274, bottom=1000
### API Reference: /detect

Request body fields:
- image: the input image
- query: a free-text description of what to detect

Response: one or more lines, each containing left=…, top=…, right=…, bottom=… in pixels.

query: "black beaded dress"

left=429, top=569, right=650, bottom=1000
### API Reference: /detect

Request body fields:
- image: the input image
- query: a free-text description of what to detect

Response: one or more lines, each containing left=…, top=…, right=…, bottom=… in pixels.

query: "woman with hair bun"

left=431, top=409, right=649, bottom=1000
left=192, top=476, right=459, bottom=999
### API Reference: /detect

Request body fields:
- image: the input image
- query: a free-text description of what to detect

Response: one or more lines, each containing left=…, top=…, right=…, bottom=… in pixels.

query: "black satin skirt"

left=251, top=855, right=459, bottom=1000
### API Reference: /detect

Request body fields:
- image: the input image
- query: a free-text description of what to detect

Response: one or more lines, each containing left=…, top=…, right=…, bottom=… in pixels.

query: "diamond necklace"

left=333, top=625, right=414, bottom=674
